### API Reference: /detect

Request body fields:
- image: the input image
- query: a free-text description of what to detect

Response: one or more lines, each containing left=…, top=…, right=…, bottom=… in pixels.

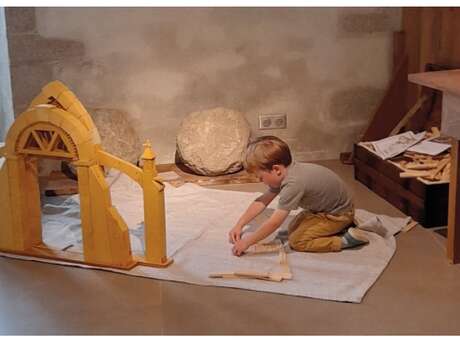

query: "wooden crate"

left=353, top=144, right=448, bottom=228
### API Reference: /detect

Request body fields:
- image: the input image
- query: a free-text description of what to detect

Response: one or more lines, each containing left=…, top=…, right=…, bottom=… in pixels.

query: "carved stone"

left=176, top=107, right=250, bottom=176
left=89, top=108, right=142, bottom=164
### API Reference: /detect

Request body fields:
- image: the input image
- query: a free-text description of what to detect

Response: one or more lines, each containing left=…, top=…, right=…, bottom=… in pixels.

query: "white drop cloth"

left=1, top=174, right=410, bottom=303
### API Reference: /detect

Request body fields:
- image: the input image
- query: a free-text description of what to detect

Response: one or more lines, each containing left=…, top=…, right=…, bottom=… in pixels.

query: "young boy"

left=229, top=135, right=368, bottom=256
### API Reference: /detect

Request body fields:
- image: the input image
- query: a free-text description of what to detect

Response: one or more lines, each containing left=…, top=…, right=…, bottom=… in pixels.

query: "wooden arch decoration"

left=0, top=81, right=172, bottom=270
left=16, top=122, right=78, bottom=159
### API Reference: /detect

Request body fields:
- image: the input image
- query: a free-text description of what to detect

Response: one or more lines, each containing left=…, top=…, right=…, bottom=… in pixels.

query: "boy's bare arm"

left=236, top=191, right=277, bottom=226
left=232, top=209, right=289, bottom=256
left=229, top=191, right=278, bottom=243
left=245, top=209, right=289, bottom=245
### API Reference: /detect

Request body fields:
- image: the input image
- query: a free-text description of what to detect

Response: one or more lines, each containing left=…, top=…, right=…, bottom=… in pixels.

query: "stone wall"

left=0, top=7, right=14, bottom=141
left=5, top=7, right=401, bottom=163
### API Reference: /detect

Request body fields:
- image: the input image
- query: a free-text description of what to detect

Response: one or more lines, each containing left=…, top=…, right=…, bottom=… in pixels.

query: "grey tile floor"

left=1, top=160, right=460, bottom=335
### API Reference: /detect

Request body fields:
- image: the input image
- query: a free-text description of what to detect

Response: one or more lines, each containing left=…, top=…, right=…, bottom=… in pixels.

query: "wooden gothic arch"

left=0, top=81, right=172, bottom=269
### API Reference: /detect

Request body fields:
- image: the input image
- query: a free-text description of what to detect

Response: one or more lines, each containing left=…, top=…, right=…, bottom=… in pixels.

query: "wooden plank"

left=362, top=56, right=408, bottom=141
left=247, top=240, right=283, bottom=254
left=389, top=95, right=430, bottom=136
left=393, top=31, right=406, bottom=73
left=400, top=170, right=434, bottom=178
left=438, top=8, right=460, bottom=66
left=442, top=162, right=451, bottom=181
left=402, top=7, right=422, bottom=109
left=402, top=220, right=418, bottom=232
left=409, top=69, right=460, bottom=96
left=448, top=139, right=460, bottom=264
left=427, top=158, right=450, bottom=180
left=418, top=8, right=441, bottom=74
left=209, top=271, right=283, bottom=282
left=404, top=162, right=438, bottom=170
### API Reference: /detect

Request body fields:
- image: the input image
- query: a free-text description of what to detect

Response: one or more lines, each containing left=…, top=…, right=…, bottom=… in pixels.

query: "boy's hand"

left=228, top=225, right=243, bottom=243
left=232, top=238, right=251, bottom=256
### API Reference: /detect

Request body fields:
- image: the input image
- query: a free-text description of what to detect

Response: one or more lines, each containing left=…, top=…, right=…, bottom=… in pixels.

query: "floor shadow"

left=433, top=227, right=448, bottom=238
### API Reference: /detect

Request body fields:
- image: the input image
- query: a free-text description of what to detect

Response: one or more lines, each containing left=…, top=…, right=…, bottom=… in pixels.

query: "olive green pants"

left=288, top=209, right=354, bottom=252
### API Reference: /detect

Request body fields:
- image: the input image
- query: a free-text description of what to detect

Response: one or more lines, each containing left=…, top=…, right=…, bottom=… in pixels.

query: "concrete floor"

left=1, top=160, right=460, bottom=335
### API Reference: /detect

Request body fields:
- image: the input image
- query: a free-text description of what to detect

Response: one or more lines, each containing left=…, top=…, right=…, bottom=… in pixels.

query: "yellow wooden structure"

left=0, top=81, right=172, bottom=269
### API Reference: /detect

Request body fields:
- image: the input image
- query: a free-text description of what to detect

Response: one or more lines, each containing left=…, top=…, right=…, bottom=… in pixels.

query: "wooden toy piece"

left=442, top=162, right=451, bottom=181
left=246, top=239, right=283, bottom=254
left=278, top=247, right=293, bottom=280
left=400, top=170, right=434, bottom=178
left=426, top=158, right=451, bottom=180
left=0, top=81, right=172, bottom=270
left=138, top=140, right=172, bottom=267
left=209, top=243, right=293, bottom=282
left=404, top=162, right=439, bottom=170
left=209, top=271, right=284, bottom=282
left=430, top=127, right=441, bottom=140
left=402, top=219, right=418, bottom=232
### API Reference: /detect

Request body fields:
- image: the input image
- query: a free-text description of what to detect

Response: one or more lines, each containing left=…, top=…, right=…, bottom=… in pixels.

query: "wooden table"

left=409, top=69, right=460, bottom=263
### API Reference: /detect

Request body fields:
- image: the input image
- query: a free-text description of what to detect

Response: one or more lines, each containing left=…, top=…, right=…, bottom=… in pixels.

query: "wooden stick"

left=278, top=248, right=293, bottom=280
left=426, top=158, right=450, bottom=180
left=400, top=170, right=435, bottom=178
left=404, top=162, right=438, bottom=170
left=209, top=271, right=283, bottom=282
left=430, top=126, right=441, bottom=139
left=402, top=220, right=418, bottom=232
left=390, top=95, right=430, bottom=136
left=442, top=162, right=451, bottom=181
left=210, top=246, right=293, bottom=282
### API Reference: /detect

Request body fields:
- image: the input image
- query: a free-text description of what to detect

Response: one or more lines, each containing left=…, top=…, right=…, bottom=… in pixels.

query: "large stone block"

left=89, top=108, right=142, bottom=164
left=338, top=8, right=401, bottom=34
left=7, top=34, right=84, bottom=66
left=10, top=62, right=54, bottom=115
left=5, top=7, right=36, bottom=34
left=176, top=107, right=251, bottom=176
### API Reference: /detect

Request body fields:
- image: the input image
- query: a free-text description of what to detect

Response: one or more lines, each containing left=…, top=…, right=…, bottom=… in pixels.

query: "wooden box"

left=353, top=143, right=448, bottom=228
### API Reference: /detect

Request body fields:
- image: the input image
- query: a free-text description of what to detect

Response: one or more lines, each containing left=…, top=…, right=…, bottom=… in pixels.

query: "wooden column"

left=408, top=69, right=460, bottom=263
left=448, top=139, right=460, bottom=263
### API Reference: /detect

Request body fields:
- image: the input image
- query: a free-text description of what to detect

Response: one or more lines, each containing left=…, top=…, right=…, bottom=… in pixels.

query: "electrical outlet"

left=258, top=114, right=287, bottom=130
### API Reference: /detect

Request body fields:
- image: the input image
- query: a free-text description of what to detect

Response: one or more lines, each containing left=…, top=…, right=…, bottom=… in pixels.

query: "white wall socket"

left=258, top=114, right=287, bottom=130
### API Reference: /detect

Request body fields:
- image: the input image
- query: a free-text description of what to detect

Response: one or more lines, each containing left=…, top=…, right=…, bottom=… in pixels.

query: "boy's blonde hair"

left=243, top=136, right=292, bottom=173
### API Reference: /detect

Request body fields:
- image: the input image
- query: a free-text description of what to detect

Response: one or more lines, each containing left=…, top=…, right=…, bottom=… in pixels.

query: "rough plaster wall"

left=0, top=7, right=14, bottom=141
left=8, top=7, right=401, bottom=163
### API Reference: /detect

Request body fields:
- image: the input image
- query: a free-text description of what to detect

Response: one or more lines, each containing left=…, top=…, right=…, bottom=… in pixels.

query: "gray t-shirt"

left=269, top=161, right=353, bottom=215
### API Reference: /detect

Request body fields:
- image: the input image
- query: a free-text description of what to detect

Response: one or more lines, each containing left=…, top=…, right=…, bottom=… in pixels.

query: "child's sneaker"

left=276, top=230, right=289, bottom=241
left=341, top=228, right=369, bottom=249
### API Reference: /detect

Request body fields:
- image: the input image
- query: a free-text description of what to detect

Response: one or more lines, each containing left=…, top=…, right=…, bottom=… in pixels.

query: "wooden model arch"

left=0, top=81, right=172, bottom=269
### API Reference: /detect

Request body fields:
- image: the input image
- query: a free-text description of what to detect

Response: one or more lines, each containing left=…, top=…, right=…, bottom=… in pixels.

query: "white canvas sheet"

left=1, top=174, right=410, bottom=303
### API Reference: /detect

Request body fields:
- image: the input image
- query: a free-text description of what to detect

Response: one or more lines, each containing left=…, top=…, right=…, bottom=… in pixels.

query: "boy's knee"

left=288, top=234, right=312, bottom=251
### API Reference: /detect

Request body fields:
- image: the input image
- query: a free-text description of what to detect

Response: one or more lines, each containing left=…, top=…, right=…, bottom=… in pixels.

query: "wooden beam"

left=389, top=95, right=430, bottom=136
left=400, top=170, right=434, bottom=178
left=402, top=220, right=418, bottom=232
left=362, top=56, right=408, bottom=141
left=448, top=139, right=460, bottom=264
left=393, top=31, right=406, bottom=73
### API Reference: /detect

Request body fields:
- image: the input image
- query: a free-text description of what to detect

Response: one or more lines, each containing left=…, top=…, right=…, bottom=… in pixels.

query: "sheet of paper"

left=407, top=140, right=451, bottom=155
left=371, top=131, right=426, bottom=160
